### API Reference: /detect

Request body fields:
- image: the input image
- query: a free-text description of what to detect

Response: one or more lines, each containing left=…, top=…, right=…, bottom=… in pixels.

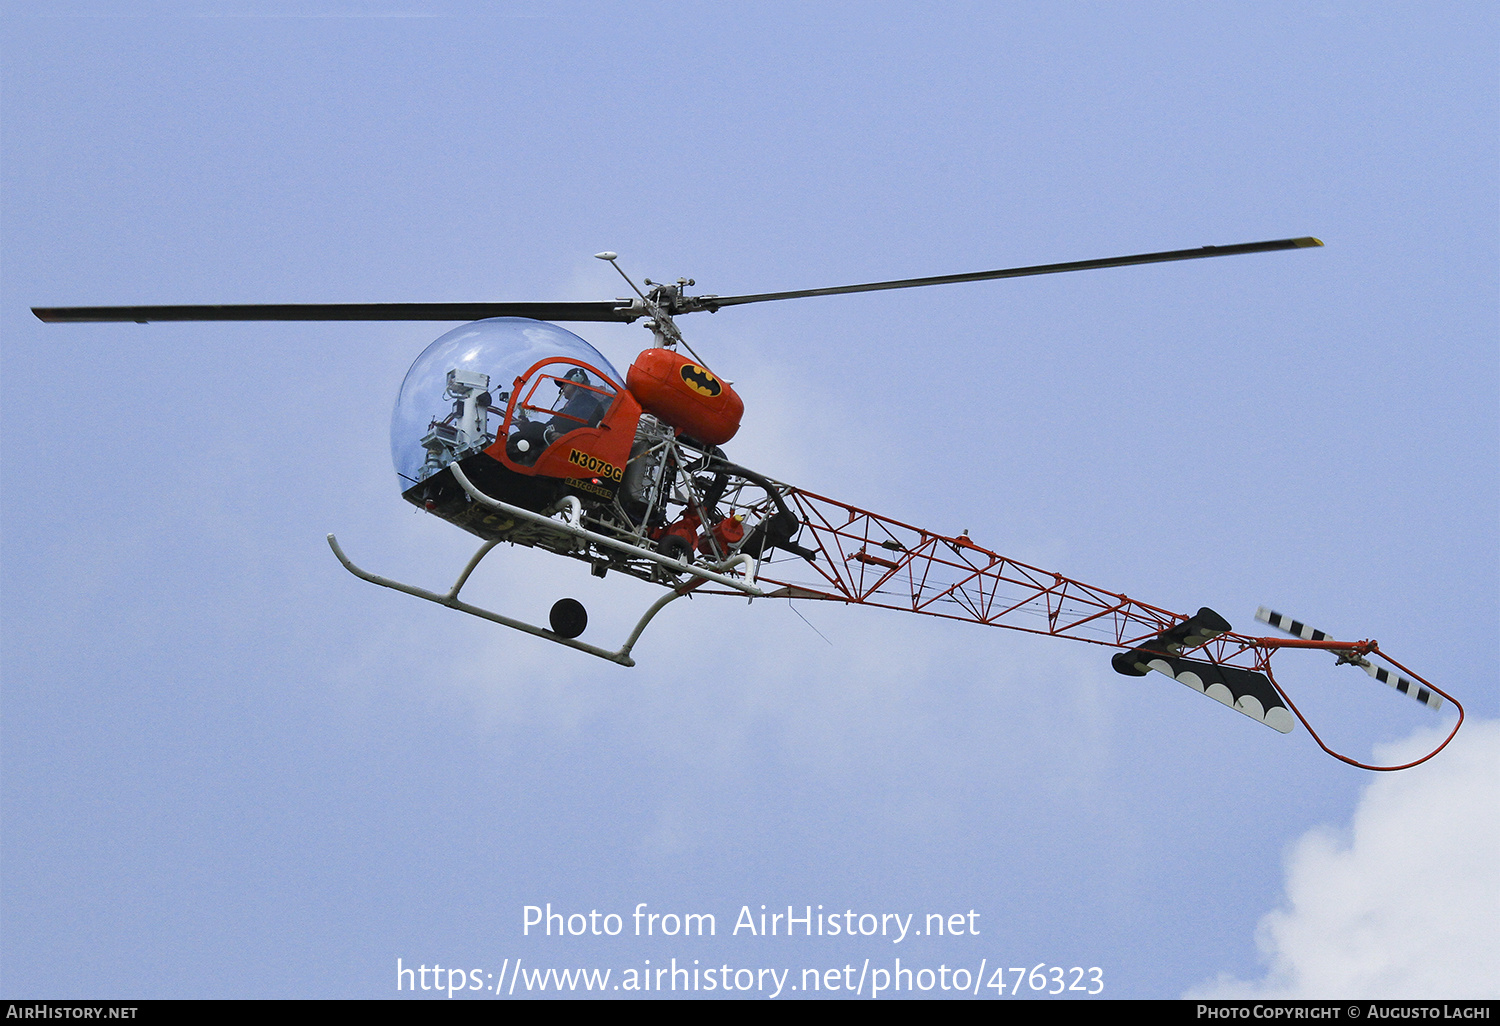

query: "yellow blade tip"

left=1294, top=237, right=1324, bottom=247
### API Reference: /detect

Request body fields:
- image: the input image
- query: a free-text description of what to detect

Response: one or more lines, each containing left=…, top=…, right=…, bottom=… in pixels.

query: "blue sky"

left=3, top=0, right=1496, bottom=999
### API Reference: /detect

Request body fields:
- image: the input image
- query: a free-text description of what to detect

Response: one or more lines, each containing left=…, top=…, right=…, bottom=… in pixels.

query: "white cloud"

left=1190, top=718, right=1500, bottom=999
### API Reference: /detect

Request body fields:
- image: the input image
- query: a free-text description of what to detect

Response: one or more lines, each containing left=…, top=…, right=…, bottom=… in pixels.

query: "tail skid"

left=1250, top=606, right=1463, bottom=771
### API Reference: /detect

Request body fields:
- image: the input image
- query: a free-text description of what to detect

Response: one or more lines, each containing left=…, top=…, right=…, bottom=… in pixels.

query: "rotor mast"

left=593, top=251, right=713, bottom=367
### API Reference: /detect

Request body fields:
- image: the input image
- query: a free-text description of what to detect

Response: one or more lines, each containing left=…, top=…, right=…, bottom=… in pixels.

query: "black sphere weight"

left=549, top=598, right=588, bottom=639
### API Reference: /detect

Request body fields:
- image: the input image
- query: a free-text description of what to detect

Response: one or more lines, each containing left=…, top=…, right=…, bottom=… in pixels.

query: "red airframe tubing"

left=690, top=477, right=1463, bottom=769
left=723, top=485, right=1463, bottom=771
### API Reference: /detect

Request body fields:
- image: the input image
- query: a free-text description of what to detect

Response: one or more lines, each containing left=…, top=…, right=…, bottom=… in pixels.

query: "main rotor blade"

left=31, top=301, right=639, bottom=324
left=698, top=237, right=1323, bottom=310
left=34, top=237, right=1323, bottom=324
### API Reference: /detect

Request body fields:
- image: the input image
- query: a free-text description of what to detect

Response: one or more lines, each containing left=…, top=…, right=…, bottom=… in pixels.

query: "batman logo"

left=679, top=364, right=722, bottom=397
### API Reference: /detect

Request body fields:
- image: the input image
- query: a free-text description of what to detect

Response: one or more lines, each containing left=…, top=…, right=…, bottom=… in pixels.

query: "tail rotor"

left=1254, top=607, right=1443, bottom=712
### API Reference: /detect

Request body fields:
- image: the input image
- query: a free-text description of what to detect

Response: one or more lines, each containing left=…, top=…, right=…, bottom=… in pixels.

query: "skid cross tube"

left=326, top=463, right=764, bottom=666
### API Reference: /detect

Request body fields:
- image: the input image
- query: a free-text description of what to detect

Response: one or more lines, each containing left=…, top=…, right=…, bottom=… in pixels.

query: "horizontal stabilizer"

left=1158, top=606, right=1233, bottom=652
left=1144, top=655, right=1294, bottom=734
left=1111, top=648, right=1153, bottom=676
left=1111, top=606, right=1232, bottom=676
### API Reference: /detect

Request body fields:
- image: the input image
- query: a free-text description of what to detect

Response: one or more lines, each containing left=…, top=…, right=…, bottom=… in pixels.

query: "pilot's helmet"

left=561, top=367, right=590, bottom=387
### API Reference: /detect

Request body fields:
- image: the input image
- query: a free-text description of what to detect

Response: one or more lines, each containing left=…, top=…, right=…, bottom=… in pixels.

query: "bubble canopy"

left=390, top=318, right=625, bottom=489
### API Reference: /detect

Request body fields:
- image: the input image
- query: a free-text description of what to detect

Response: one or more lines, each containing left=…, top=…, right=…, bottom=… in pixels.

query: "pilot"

left=548, top=367, right=606, bottom=439
left=507, top=367, right=608, bottom=466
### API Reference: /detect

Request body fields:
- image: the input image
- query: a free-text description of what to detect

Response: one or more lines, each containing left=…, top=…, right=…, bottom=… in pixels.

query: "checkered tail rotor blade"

left=1254, top=607, right=1443, bottom=711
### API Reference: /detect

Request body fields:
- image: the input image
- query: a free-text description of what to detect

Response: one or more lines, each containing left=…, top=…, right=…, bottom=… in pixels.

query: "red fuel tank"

left=626, top=348, right=744, bottom=445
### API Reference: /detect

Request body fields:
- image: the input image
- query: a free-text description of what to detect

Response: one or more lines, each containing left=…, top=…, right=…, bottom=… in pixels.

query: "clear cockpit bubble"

left=390, top=318, right=624, bottom=490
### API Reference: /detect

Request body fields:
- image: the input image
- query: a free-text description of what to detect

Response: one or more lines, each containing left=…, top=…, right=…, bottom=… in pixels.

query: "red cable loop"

left=1262, top=647, right=1465, bottom=772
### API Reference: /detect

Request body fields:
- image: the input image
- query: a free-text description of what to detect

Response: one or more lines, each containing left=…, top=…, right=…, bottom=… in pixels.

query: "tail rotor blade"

left=1359, top=661, right=1443, bottom=712
left=1255, top=607, right=1441, bottom=712
left=1254, top=606, right=1328, bottom=641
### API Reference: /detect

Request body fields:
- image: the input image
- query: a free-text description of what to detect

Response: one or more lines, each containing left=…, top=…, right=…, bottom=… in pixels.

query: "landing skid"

left=329, top=465, right=764, bottom=666
left=328, top=534, right=686, bottom=666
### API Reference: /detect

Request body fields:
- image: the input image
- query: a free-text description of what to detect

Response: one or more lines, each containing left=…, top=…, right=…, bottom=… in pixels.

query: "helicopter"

left=32, top=236, right=1463, bottom=771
